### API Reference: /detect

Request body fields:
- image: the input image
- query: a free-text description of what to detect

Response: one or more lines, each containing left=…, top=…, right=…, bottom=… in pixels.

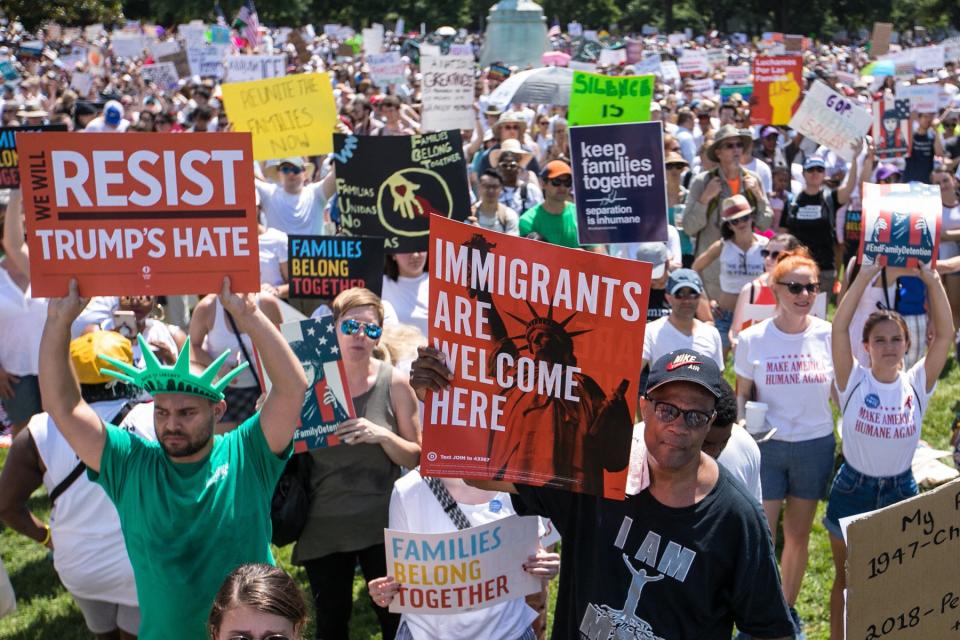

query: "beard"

left=158, top=416, right=215, bottom=459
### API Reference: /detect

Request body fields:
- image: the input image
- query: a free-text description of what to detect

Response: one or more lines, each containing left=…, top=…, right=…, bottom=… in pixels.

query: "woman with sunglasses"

left=734, top=253, right=835, bottom=637
left=293, top=288, right=421, bottom=640
left=933, top=167, right=960, bottom=331
left=663, top=151, right=695, bottom=267
left=208, top=564, right=309, bottom=640
left=825, top=263, right=952, bottom=640
left=692, top=195, right=768, bottom=357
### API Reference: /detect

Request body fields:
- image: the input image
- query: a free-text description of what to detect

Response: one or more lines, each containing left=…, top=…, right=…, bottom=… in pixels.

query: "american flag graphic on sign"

left=872, top=96, right=912, bottom=159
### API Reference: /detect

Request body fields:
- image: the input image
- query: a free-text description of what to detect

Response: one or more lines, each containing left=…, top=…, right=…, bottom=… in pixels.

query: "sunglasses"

left=778, top=281, right=819, bottom=295
left=719, top=142, right=744, bottom=150
left=549, top=177, right=572, bottom=187
left=500, top=124, right=521, bottom=130
left=727, top=215, right=751, bottom=226
left=227, top=635, right=290, bottom=640
left=760, top=249, right=781, bottom=260
left=666, top=163, right=687, bottom=171
left=671, top=288, right=700, bottom=300
left=340, top=318, right=383, bottom=339
left=279, top=165, right=303, bottom=175
left=648, top=399, right=715, bottom=429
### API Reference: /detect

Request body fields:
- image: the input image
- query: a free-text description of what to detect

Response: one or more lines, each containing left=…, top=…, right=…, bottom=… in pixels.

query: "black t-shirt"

left=646, top=288, right=670, bottom=323
left=512, top=468, right=794, bottom=640
left=903, top=129, right=935, bottom=183
left=785, top=189, right=840, bottom=272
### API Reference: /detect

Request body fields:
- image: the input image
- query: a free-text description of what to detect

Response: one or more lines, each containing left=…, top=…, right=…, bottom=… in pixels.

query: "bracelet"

left=39, top=524, right=51, bottom=546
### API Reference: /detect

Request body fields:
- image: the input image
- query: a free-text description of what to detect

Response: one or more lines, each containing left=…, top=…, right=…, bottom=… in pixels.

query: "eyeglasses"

left=760, top=249, right=781, bottom=260
left=537, top=120, right=549, bottom=126
left=778, top=281, right=819, bottom=295
left=671, top=288, right=700, bottom=299
left=279, top=165, right=303, bottom=175
left=666, top=163, right=687, bottom=171
left=647, top=398, right=715, bottom=429
left=340, top=318, right=383, bottom=339
left=227, top=635, right=291, bottom=640
left=719, top=142, right=743, bottom=150
left=548, top=177, right=572, bottom=187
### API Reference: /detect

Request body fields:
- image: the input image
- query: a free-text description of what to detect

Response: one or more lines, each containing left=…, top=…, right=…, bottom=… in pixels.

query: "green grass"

left=0, top=364, right=956, bottom=639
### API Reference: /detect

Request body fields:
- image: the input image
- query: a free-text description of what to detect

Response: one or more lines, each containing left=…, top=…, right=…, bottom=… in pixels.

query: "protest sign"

left=598, top=48, right=626, bottom=67
left=659, top=61, right=680, bottom=84
left=568, top=71, right=654, bottom=126
left=17, top=132, right=259, bottom=297
left=750, top=55, right=803, bottom=125
left=288, top=235, right=384, bottom=298
left=140, top=62, right=179, bottom=91
left=724, top=65, right=751, bottom=84
left=859, top=182, right=940, bottom=269
left=323, top=24, right=341, bottom=37
left=898, top=84, right=938, bottom=113
left=667, top=33, right=685, bottom=47
left=0, top=61, right=19, bottom=83
left=224, top=55, right=286, bottom=82
left=567, top=22, right=582, bottom=37
left=149, top=39, right=180, bottom=60
left=221, top=73, right=337, bottom=160
left=288, top=30, right=311, bottom=63
left=186, top=43, right=228, bottom=78
left=368, top=52, right=406, bottom=86
left=111, top=33, right=146, bottom=59
left=0, top=125, right=68, bottom=188
left=634, top=55, right=660, bottom=76
left=784, top=35, right=804, bottom=53
left=70, top=72, right=93, bottom=96
left=569, top=121, right=667, bottom=245
left=912, top=45, right=945, bottom=72
left=871, top=22, right=893, bottom=57
left=788, top=80, right=871, bottom=162
left=420, top=55, right=475, bottom=132
left=707, top=48, right=727, bottom=69
left=872, top=96, right=912, bottom=159
left=845, top=478, right=960, bottom=639
left=362, top=24, right=384, bottom=55
left=333, top=131, right=471, bottom=253
left=678, top=49, right=710, bottom=76
left=385, top=516, right=541, bottom=614
left=84, top=24, right=105, bottom=41
left=178, top=22, right=206, bottom=46
left=686, top=78, right=714, bottom=97
left=720, top=84, right=752, bottom=104
left=279, top=317, right=356, bottom=452
left=420, top=216, right=650, bottom=499
left=159, top=50, right=191, bottom=78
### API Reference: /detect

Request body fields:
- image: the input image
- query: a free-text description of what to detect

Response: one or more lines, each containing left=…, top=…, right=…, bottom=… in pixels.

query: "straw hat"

left=492, top=111, right=527, bottom=137
left=263, top=157, right=316, bottom=182
left=488, top=139, right=533, bottom=168
left=720, top=194, right=753, bottom=221
left=706, top=125, right=752, bottom=162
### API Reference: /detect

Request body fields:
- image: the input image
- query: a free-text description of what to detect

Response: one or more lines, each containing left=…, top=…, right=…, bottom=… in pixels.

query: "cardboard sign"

left=149, top=40, right=180, bottom=60
left=288, top=235, right=384, bottom=298
left=333, top=131, right=470, bottom=253
left=140, top=62, right=179, bottom=91
left=789, top=80, right=872, bottom=162
left=871, top=22, right=893, bottom=57
left=570, top=122, right=666, bottom=245
left=677, top=49, right=710, bottom=76
left=872, top=97, right=912, bottom=159
left=859, top=182, right=940, bottom=268
left=221, top=73, right=337, bottom=161
left=385, top=516, right=541, bottom=614
left=420, top=55, right=475, bottom=132
left=783, top=35, right=805, bottom=53
left=750, top=56, right=803, bottom=125
left=159, top=50, right=191, bottom=79
left=568, top=71, right=654, bottom=126
left=421, top=216, right=650, bottom=499
left=898, top=84, right=938, bottom=114
left=0, top=126, right=69, bottom=188
left=279, top=317, right=356, bottom=452
left=845, top=478, right=960, bottom=639
left=18, top=132, right=259, bottom=297
left=368, top=52, right=406, bottom=86
left=224, top=55, right=287, bottom=82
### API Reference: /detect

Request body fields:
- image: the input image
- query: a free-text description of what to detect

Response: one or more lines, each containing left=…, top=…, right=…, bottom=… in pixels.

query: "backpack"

left=270, top=452, right=313, bottom=547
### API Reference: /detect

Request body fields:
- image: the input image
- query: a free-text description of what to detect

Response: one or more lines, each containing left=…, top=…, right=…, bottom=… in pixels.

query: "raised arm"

left=837, top=138, right=866, bottom=206
left=2, top=189, right=29, bottom=277
left=832, top=263, right=881, bottom=391
left=38, top=280, right=108, bottom=471
left=918, top=266, right=952, bottom=391
left=218, top=278, right=308, bottom=454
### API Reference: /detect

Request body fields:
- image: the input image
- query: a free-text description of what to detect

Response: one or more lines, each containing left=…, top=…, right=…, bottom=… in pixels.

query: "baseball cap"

left=666, top=268, right=703, bottom=295
left=803, top=156, right=826, bottom=171
left=631, top=243, right=669, bottom=279
left=541, top=160, right=572, bottom=180
left=761, top=125, right=779, bottom=138
left=875, top=163, right=901, bottom=181
left=646, top=349, right=723, bottom=399
left=103, top=100, right=123, bottom=126
left=70, top=331, right=133, bottom=385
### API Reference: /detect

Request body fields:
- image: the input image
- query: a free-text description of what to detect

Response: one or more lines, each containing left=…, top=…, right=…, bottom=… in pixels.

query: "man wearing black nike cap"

left=433, top=349, right=795, bottom=639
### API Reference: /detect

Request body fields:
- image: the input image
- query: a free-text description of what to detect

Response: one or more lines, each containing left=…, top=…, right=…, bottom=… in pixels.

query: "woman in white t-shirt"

left=933, top=167, right=960, bottom=330
left=824, top=263, right=952, bottom=640
left=693, top=194, right=767, bottom=357
left=733, top=252, right=834, bottom=629
left=367, top=470, right=559, bottom=640
left=382, top=252, right=430, bottom=336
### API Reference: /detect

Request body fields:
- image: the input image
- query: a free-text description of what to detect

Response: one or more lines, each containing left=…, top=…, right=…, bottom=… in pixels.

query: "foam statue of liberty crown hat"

left=97, top=334, right=249, bottom=402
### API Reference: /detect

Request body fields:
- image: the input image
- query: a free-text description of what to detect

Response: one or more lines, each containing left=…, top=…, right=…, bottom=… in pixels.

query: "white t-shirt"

left=29, top=398, right=155, bottom=605
left=0, top=268, right=46, bottom=375
left=390, top=471, right=538, bottom=640
left=642, top=317, right=724, bottom=370
left=734, top=317, right=834, bottom=442
left=717, top=424, right=763, bottom=503
left=718, top=235, right=767, bottom=294
left=382, top=273, right=430, bottom=336
left=258, top=227, right=289, bottom=287
left=838, top=361, right=933, bottom=477
left=256, top=181, right=328, bottom=236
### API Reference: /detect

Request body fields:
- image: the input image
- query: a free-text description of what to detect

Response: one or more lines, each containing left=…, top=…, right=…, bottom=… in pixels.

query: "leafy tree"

left=4, top=0, right=124, bottom=31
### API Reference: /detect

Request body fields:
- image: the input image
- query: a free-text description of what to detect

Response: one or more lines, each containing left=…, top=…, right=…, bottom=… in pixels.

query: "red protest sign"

left=18, top=132, right=259, bottom=297
left=750, top=55, right=803, bottom=125
left=421, top=216, right=651, bottom=500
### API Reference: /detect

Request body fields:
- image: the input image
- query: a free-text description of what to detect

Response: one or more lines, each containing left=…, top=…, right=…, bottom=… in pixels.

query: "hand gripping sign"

left=18, top=132, right=259, bottom=297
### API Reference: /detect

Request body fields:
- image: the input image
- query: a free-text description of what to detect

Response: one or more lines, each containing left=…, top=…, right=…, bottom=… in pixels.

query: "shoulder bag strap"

left=422, top=476, right=473, bottom=530
left=224, top=309, right=262, bottom=391
left=51, top=402, right=135, bottom=503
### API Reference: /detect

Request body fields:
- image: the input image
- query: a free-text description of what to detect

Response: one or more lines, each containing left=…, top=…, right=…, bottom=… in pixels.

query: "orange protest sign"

left=750, top=55, right=803, bottom=125
left=18, top=132, right=259, bottom=297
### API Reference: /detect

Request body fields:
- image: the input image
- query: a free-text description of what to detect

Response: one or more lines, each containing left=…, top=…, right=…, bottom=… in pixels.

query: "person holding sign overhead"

left=256, top=157, right=336, bottom=236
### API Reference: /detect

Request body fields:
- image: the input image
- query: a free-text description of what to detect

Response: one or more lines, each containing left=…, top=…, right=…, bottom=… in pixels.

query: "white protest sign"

left=898, top=84, right=939, bottom=113
left=678, top=49, right=710, bottom=75
left=368, top=52, right=406, bottom=86
left=599, top=48, right=626, bottom=67
left=70, top=71, right=93, bottom=96
left=667, top=33, right=685, bottom=47
left=583, top=30, right=599, bottom=43
left=687, top=78, right=715, bottom=97
left=707, top=48, right=727, bottom=69
left=323, top=24, right=341, bottom=37
left=659, top=60, right=680, bottom=84
left=395, top=18, right=405, bottom=35
left=420, top=54, right=475, bottom=131
left=187, top=43, right=229, bottom=78
left=60, top=45, right=88, bottom=69
left=944, top=37, right=960, bottom=63
left=140, top=62, right=179, bottom=90
left=912, top=45, right=945, bottom=72
left=178, top=23, right=207, bottom=47
left=567, top=22, right=582, bottom=37
left=635, top=55, right=661, bottom=76
left=724, top=65, right=751, bottom=84
left=84, top=24, right=105, bottom=41
left=111, top=34, right=147, bottom=59
left=362, top=25, right=384, bottom=55
left=150, top=39, right=180, bottom=60
left=789, top=80, right=871, bottom=162
left=224, top=55, right=286, bottom=82
left=385, top=516, right=541, bottom=614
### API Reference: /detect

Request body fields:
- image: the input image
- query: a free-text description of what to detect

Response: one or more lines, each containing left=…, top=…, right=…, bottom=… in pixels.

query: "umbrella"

left=861, top=60, right=895, bottom=77
left=487, top=66, right=574, bottom=109
left=435, top=26, right=457, bottom=37
left=542, top=51, right=571, bottom=66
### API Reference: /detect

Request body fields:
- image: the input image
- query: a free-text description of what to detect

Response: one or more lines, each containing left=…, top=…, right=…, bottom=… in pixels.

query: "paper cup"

left=744, top=401, right=769, bottom=434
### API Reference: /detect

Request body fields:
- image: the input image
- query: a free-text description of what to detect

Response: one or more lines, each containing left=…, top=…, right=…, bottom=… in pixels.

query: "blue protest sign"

left=569, top=121, right=667, bottom=245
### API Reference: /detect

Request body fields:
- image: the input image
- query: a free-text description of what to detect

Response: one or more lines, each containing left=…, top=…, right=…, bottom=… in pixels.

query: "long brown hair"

left=862, top=310, right=911, bottom=352
left=208, top=564, right=309, bottom=639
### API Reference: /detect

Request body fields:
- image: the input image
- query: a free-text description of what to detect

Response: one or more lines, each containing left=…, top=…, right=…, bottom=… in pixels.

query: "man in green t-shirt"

left=39, top=278, right=308, bottom=640
left=518, top=160, right=581, bottom=248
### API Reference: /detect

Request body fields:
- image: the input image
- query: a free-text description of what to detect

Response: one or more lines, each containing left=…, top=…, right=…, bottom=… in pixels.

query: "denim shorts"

left=758, top=433, right=836, bottom=501
left=714, top=308, right=733, bottom=351
left=823, top=463, right=918, bottom=539
left=0, top=374, right=41, bottom=423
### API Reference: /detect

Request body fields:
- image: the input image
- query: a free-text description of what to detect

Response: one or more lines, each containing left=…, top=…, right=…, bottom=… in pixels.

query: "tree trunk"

left=664, top=0, right=674, bottom=34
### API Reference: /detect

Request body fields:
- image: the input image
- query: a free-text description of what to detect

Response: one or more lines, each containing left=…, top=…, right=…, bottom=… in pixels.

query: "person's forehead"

left=154, top=393, right=210, bottom=410
left=648, top=381, right=715, bottom=408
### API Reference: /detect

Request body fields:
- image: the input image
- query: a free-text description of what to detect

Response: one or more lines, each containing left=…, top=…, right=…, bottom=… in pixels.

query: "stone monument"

left=479, top=0, right=550, bottom=69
